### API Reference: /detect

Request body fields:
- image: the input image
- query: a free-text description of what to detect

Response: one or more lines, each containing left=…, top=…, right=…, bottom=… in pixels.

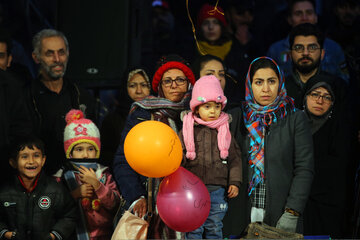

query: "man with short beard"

left=267, top=0, right=349, bottom=82
left=25, top=29, right=96, bottom=176
left=286, top=23, right=349, bottom=110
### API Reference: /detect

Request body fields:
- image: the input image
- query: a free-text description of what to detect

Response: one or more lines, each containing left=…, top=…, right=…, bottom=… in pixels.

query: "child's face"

left=71, top=142, right=97, bottom=159
left=197, top=101, right=222, bottom=121
left=10, top=146, right=46, bottom=181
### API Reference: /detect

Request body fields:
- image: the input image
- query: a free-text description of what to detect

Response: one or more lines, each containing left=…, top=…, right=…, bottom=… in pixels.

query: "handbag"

left=242, top=222, right=304, bottom=239
left=111, top=210, right=149, bottom=240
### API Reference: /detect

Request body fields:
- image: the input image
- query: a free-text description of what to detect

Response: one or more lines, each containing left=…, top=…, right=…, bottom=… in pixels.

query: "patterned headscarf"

left=243, top=56, right=295, bottom=195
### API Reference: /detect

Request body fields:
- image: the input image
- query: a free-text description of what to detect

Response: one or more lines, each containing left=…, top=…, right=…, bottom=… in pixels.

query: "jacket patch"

left=38, top=196, right=51, bottom=209
left=3, top=202, right=16, bottom=207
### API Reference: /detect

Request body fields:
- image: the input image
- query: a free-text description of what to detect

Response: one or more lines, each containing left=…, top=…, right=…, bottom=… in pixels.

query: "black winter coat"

left=0, top=173, right=78, bottom=240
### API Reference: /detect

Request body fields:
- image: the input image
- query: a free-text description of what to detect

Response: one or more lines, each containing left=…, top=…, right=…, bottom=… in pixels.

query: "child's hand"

left=71, top=184, right=94, bottom=199
left=78, top=166, right=101, bottom=190
left=228, top=185, right=239, bottom=198
left=79, top=183, right=94, bottom=198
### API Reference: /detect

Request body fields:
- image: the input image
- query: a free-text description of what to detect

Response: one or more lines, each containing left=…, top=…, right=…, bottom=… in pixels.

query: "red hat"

left=152, top=55, right=196, bottom=93
left=197, top=3, right=227, bottom=28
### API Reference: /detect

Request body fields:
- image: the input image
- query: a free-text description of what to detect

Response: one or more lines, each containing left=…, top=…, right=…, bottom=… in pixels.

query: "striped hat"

left=63, top=109, right=100, bottom=158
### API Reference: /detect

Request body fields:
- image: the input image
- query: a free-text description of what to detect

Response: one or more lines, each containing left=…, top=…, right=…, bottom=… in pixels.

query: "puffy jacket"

left=179, top=125, right=242, bottom=188
left=0, top=173, right=78, bottom=240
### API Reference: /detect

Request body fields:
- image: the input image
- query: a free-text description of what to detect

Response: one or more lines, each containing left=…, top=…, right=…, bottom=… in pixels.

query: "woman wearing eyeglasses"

left=227, top=57, right=314, bottom=235
left=112, top=54, right=196, bottom=239
left=302, top=75, right=350, bottom=238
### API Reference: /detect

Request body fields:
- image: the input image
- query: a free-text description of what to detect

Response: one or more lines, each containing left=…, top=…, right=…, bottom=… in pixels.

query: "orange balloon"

left=124, top=120, right=183, bottom=178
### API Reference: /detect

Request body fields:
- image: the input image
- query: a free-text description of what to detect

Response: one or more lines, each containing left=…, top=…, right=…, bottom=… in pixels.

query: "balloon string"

left=186, top=0, right=206, bottom=55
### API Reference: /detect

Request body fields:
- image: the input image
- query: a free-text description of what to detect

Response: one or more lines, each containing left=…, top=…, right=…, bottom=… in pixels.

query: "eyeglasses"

left=292, top=44, right=321, bottom=53
left=308, top=92, right=333, bottom=104
left=161, top=77, right=187, bottom=87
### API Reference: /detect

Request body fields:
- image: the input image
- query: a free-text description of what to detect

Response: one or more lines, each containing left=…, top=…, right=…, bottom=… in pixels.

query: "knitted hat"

left=64, top=109, right=100, bottom=158
left=152, top=54, right=196, bottom=93
left=197, top=3, right=227, bottom=28
left=190, top=75, right=227, bottom=111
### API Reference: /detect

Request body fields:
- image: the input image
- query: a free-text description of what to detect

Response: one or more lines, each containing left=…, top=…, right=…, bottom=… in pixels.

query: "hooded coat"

left=302, top=76, right=351, bottom=238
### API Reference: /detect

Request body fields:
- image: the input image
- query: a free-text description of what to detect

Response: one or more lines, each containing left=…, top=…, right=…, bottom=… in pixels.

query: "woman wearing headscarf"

left=112, top=54, right=195, bottom=239
left=227, top=57, right=314, bottom=234
left=100, top=67, right=151, bottom=168
left=302, top=75, right=350, bottom=238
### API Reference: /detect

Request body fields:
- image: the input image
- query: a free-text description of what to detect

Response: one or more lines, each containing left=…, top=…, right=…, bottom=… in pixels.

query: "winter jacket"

left=64, top=165, right=120, bottom=239
left=0, top=173, right=78, bottom=240
left=113, top=107, right=151, bottom=208
left=24, top=78, right=96, bottom=175
left=223, top=107, right=314, bottom=235
left=179, top=125, right=242, bottom=188
left=267, top=36, right=349, bottom=82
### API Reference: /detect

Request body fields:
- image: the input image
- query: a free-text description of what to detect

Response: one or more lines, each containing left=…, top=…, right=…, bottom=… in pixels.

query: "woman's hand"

left=227, top=185, right=239, bottom=198
left=133, top=198, right=147, bottom=218
left=78, top=166, right=101, bottom=190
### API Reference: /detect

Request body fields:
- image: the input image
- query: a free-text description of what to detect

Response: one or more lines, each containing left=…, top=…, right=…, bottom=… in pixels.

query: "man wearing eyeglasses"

left=267, top=0, right=349, bottom=82
left=286, top=23, right=349, bottom=110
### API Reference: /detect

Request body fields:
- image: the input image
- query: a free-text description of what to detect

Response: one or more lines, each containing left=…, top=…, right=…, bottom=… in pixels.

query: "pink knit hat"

left=190, top=75, right=227, bottom=111
left=63, top=109, right=100, bottom=158
left=183, top=75, right=230, bottom=160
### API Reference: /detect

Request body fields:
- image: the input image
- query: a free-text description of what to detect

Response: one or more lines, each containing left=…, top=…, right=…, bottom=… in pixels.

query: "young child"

left=179, top=75, right=242, bottom=239
left=62, top=109, right=121, bottom=240
left=0, top=135, right=77, bottom=240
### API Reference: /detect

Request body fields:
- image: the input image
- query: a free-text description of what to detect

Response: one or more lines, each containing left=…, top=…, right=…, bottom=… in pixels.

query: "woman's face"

left=199, top=59, right=226, bottom=90
left=127, top=73, right=150, bottom=102
left=251, top=68, right=279, bottom=106
left=161, top=68, right=188, bottom=102
left=306, top=87, right=333, bottom=116
left=201, top=17, right=222, bottom=44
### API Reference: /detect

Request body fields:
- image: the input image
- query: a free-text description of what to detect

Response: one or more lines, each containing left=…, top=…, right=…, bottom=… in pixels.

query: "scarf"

left=182, top=111, right=231, bottom=160
left=243, top=57, right=295, bottom=195
left=197, top=40, right=232, bottom=60
left=63, top=160, right=108, bottom=240
left=130, top=92, right=191, bottom=130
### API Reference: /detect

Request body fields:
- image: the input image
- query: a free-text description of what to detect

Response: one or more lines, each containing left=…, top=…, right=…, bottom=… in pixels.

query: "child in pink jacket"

left=61, top=109, right=121, bottom=240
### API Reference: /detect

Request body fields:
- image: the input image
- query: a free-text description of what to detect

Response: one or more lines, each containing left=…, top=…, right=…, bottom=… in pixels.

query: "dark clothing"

left=302, top=77, right=351, bottom=238
left=100, top=107, right=129, bottom=169
left=179, top=125, right=242, bottom=188
left=0, top=69, right=32, bottom=180
left=223, top=107, right=314, bottom=235
left=113, top=107, right=151, bottom=207
left=224, top=39, right=252, bottom=105
left=0, top=173, right=78, bottom=240
left=25, top=78, right=96, bottom=175
left=286, top=71, right=349, bottom=111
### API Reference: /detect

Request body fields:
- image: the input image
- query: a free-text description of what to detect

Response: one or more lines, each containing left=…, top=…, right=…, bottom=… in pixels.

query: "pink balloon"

left=156, top=167, right=211, bottom=232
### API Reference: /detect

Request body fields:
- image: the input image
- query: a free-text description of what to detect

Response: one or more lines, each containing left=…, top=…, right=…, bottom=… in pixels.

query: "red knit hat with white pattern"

left=63, top=109, right=100, bottom=158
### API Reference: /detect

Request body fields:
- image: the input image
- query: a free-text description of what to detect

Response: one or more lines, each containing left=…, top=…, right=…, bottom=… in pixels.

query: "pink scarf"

left=182, top=111, right=231, bottom=160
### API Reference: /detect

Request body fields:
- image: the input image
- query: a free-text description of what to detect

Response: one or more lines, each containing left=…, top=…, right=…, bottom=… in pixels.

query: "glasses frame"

left=161, top=77, right=188, bottom=88
left=308, top=92, right=333, bottom=104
